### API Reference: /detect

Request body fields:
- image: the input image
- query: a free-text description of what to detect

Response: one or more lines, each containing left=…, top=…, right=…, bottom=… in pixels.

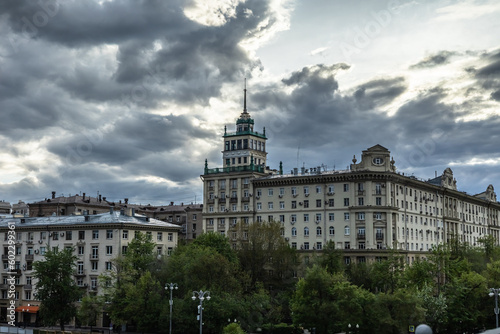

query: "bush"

left=262, top=323, right=300, bottom=334
left=223, top=322, right=246, bottom=334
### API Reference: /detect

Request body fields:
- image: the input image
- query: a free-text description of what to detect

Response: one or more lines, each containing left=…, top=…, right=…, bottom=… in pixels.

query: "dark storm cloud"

left=409, top=50, right=458, bottom=69
left=354, top=77, right=407, bottom=109
left=46, top=112, right=212, bottom=166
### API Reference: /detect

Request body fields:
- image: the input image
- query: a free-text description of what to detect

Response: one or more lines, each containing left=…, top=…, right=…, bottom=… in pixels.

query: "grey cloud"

left=409, top=50, right=458, bottom=69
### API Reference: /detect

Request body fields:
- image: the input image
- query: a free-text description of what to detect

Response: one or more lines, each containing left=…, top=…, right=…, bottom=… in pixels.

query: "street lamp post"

left=192, top=290, right=211, bottom=334
left=165, top=283, right=178, bottom=334
left=489, top=288, right=500, bottom=328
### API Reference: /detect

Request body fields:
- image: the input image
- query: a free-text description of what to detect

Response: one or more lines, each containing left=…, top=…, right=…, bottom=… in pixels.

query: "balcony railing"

left=357, top=233, right=366, bottom=240
left=205, top=164, right=265, bottom=175
left=376, top=233, right=384, bottom=240
left=89, top=254, right=99, bottom=260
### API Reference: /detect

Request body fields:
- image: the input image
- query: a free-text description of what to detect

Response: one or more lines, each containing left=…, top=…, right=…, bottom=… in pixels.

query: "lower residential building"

left=0, top=209, right=180, bottom=327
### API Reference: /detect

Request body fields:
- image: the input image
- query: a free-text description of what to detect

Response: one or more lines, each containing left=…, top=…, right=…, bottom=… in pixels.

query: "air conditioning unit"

left=290, top=221, right=295, bottom=225
left=256, top=196, right=260, bottom=199
left=285, top=237, right=289, bottom=241
left=305, top=193, right=309, bottom=197
left=293, top=194, right=298, bottom=198
left=38, top=240, right=43, bottom=244
left=34, top=249, right=39, bottom=254
left=316, top=220, right=321, bottom=224
left=299, top=202, right=303, bottom=205
left=214, top=195, right=218, bottom=199
left=279, top=194, right=283, bottom=198
left=60, top=232, right=65, bottom=237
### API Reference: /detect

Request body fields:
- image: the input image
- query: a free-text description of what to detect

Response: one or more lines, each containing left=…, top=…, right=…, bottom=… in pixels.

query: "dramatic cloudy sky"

left=1, top=0, right=500, bottom=205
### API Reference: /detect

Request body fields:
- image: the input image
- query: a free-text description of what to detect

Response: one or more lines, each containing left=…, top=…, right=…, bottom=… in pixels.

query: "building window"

left=157, top=232, right=163, bottom=241
left=256, top=189, right=262, bottom=197
left=304, top=214, right=309, bottom=222
left=66, top=231, right=72, bottom=241
left=106, top=230, right=113, bottom=239
left=344, top=213, right=350, bottom=221
left=316, top=227, right=322, bottom=236
left=257, top=203, right=262, bottom=210
left=291, top=201, right=297, bottom=209
left=304, top=227, right=309, bottom=236
left=268, top=202, right=274, bottom=210
left=168, top=233, right=173, bottom=241
left=291, top=227, right=297, bottom=237
left=78, top=246, right=84, bottom=255
left=344, top=198, right=350, bottom=206
left=374, top=212, right=382, bottom=220
left=328, top=199, right=334, bottom=207
left=357, top=212, right=365, bottom=220
left=106, top=246, right=113, bottom=256
left=344, top=226, right=350, bottom=235
left=91, top=262, right=98, bottom=271
left=280, top=201, right=285, bottom=209
left=329, top=213, right=335, bottom=221
left=105, top=262, right=112, bottom=270
left=268, top=189, right=274, bottom=196
left=345, top=242, right=350, bottom=249
left=92, top=230, right=99, bottom=239
left=328, top=185, right=334, bottom=193
left=376, top=197, right=382, bottom=206
left=157, top=246, right=163, bottom=255
left=344, top=184, right=349, bottom=192
left=52, top=232, right=59, bottom=241
left=315, top=213, right=322, bottom=222
left=303, top=242, right=309, bottom=250
left=316, top=242, right=322, bottom=250
left=316, top=199, right=322, bottom=208
left=122, top=230, right=128, bottom=239
left=375, top=184, right=382, bottom=195
left=358, top=197, right=364, bottom=206
left=291, top=242, right=297, bottom=249
left=329, top=226, right=335, bottom=235
left=304, top=200, right=309, bottom=208
left=291, top=214, right=297, bottom=223
left=91, top=246, right=98, bottom=259
left=192, top=214, right=197, bottom=220
left=304, top=186, right=309, bottom=195
left=279, top=215, right=285, bottom=222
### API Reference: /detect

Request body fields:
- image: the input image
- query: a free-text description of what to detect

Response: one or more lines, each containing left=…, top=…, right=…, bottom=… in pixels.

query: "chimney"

left=83, top=193, right=86, bottom=201
left=170, top=201, right=174, bottom=206
left=131, top=208, right=135, bottom=216
left=52, top=191, right=56, bottom=199
left=103, top=197, right=106, bottom=202
left=124, top=198, right=128, bottom=204
left=110, top=207, right=114, bottom=214
left=99, top=195, right=102, bottom=202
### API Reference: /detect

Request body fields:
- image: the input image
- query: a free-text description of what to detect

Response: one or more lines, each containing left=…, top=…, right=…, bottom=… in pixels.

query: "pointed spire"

left=243, top=78, right=247, bottom=113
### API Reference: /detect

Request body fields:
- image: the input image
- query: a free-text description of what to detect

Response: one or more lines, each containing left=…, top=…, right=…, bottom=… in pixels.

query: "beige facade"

left=0, top=210, right=180, bottom=326
left=201, top=99, right=500, bottom=265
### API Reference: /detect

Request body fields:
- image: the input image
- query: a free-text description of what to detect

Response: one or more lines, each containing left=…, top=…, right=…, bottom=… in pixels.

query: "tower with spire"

left=201, top=80, right=269, bottom=234
left=222, top=79, right=267, bottom=168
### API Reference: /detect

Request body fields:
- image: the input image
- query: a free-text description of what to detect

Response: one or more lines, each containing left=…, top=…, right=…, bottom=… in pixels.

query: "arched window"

left=329, top=226, right=335, bottom=235
left=304, top=227, right=309, bottom=236
left=291, top=227, right=297, bottom=236
left=344, top=225, right=350, bottom=236
left=316, top=226, right=322, bottom=236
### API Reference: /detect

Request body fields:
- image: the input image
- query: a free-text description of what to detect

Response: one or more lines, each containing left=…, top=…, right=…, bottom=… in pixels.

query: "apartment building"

left=201, top=91, right=500, bottom=265
left=0, top=209, right=180, bottom=326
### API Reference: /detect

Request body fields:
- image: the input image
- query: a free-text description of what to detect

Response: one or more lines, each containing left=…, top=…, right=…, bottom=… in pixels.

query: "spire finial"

left=243, top=78, right=247, bottom=113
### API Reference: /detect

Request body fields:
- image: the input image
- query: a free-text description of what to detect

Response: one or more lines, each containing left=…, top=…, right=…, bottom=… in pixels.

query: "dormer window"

left=373, top=157, right=383, bottom=165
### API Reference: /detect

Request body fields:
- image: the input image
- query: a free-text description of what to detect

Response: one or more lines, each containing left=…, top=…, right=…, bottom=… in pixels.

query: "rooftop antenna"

left=296, top=143, right=300, bottom=168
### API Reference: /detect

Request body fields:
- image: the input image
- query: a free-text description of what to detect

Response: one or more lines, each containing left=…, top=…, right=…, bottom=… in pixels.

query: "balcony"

left=74, top=270, right=86, bottom=277
left=25, top=254, right=34, bottom=261
left=89, top=254, right=99, bottom=260
left=357, top=233, right=366, bottom=240
left=376, top=233, right=384, bottom=240
left=241, top=196, right=250, bottom=202
left=230, top=197, right=238, bottom=203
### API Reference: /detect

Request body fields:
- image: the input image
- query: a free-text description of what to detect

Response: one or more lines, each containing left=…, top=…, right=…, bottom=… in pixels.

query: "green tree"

left=290, top=265, right=369, bottom=334
left=192, top=231, right=239, bottom=263
left=78, top=294, right=105, bottom=333
left=316, top=240, right=343, bottom=274
left=223, top=322, right=245, bottom=334
left=33, top=247, right=82, bottom=331
left=237, top=220, right=298, bottom=290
